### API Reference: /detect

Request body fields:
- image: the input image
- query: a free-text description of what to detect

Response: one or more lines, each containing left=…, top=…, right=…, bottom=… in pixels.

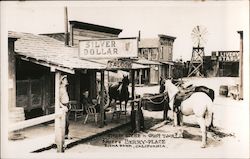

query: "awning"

left=160, top=61, right=174, bottom=65
left=135, top=59, right=162, bottom=65
left=90, top=59, right=150, bottom=70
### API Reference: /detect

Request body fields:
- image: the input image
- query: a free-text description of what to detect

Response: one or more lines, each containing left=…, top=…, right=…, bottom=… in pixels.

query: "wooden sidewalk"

left=7, top=111, right=130, bottom=153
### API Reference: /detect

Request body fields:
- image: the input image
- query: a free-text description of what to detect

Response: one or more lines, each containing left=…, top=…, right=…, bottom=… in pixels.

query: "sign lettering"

left=79, top=38, right=138, bottom=58
left=218, top=51, right=239, bottom=62
left=107, top=59, right=132, bottom=69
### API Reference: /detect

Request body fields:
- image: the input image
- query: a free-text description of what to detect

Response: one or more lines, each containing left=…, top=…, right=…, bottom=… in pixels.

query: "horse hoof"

left=173, top=133, right=178, bottom=138
left=200, top=144, right=206, bottom=148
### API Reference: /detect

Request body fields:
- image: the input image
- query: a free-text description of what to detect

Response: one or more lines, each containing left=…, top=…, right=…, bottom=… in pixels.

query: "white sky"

left=1, top=1, right=249, bottom=61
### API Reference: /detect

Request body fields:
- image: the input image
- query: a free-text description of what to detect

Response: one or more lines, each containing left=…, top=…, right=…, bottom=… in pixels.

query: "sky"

left=1, top=1, right=249, bottom=61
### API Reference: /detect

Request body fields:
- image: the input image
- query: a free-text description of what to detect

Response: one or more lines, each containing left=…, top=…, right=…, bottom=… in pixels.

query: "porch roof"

left=160, top=61, right=174, bottom=65
left=135, top=59, right=162, bottom=65
left=9, top=31, right=107, bottom=73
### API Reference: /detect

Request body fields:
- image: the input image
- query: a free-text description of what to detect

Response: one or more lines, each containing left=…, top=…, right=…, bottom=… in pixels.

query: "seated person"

left=81, top=90, right=106, bottom=121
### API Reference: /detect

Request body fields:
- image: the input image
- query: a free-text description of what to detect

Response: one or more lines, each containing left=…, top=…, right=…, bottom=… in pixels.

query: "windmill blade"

left=200, top=28, right=208, bottom=36
left=191, top=25, right=208, bottom=47
left=197, top=26, right=200, bottom=32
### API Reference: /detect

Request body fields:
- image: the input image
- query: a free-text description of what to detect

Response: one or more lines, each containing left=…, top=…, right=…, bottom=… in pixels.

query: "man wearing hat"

left=59, top=75, right=71, bottom=139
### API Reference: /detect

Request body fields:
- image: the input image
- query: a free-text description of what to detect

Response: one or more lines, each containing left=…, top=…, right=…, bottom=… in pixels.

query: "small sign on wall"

left=107, top=59, right=132, bottom=70
left=79, top=37, right=138, bottom=59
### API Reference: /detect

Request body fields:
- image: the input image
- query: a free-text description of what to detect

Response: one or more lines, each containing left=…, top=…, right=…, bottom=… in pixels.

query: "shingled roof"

left=9, top=31, right=107, bottom=73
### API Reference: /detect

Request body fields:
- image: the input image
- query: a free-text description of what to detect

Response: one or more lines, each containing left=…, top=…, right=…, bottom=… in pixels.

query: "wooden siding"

left=71, top=28, right=118, bottom=46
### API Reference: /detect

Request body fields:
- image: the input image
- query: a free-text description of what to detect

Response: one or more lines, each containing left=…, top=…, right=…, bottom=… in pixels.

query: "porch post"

left=8, top=38, right=17, bottom=110
left=168, top=65, right=171, bottom=78
left=55, top=71, right=65, bottom=152
left=131, top=70, right=135, bottom=110
left=75, top=73, right=80, bottom=103
left=139, top=69, right=142, bottom=85
left=99, top=70, right=105, bottom=128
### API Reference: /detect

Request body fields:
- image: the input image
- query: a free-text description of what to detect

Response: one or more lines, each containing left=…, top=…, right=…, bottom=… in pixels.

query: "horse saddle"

left=173, top=85, right=214, bottom=113
left=173, top=89, right=194, bottom=113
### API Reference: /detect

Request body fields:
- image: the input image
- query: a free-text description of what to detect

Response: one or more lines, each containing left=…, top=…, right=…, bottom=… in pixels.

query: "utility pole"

left=237, top=31, right=243, bottom=100
left=64, top=6, right=69, bottom=46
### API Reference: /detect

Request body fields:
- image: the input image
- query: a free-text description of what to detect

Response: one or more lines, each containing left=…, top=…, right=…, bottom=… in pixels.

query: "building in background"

left=203, top=51, right=239, bottom=77
left=135, top=34, right=176, bottom=85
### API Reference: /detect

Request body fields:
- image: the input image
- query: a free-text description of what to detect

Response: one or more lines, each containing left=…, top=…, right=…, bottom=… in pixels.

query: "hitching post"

left=131, top=70, right=135, bottom=110
left=55, top=71, right=65, bottom=152
left=237, top=31, right=243, bottom=100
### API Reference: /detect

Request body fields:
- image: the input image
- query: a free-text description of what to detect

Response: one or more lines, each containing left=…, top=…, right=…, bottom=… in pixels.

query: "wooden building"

left=203, top=51, right=240, bottom=77
left=9, top=21, right=124, bottom=116
left=9, top=21, right=148, bottom=120
left=9, top=31, right=106, bottom=117
left=137, top=34, right=176, bottom=85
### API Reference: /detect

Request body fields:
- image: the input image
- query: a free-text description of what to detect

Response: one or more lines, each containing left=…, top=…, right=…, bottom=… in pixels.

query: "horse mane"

left=109, top=76, right=130, bottom=101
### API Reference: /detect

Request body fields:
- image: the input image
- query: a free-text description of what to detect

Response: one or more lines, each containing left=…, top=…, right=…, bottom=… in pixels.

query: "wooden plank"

left=73, top=28, right=118, bottom=38
left=8, top=113, right=61, bottom=132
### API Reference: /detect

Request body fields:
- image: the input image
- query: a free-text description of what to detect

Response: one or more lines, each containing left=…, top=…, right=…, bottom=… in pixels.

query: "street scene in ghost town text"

left=1, top=1, right=249, bottom=159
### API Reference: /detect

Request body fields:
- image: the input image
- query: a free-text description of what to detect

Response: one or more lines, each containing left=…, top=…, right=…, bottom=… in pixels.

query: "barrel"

left=9, top=107, right=25, bottom=140
left=219, top=85, right=229, bottom=97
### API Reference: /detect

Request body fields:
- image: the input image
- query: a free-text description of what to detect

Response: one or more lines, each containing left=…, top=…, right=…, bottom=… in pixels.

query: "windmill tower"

left=188, top=25, right=208, bottom=77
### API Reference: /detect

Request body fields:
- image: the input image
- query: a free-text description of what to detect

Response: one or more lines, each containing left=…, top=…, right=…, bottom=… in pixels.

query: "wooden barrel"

left=219, top=85, right=229, bottom=97
left=9, top=107, right=25, bottom=140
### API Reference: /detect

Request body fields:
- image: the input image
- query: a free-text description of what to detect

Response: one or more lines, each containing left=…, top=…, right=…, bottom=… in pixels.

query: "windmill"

left=188, top=25, right=208, bottom=77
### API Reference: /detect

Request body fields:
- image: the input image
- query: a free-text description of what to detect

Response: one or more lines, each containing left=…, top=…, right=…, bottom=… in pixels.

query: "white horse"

left=165, top=79, right=214, bottom=148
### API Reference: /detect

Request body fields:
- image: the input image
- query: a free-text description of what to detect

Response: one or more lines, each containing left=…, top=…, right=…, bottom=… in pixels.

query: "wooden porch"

left=7, top=109, right=131, bottom=154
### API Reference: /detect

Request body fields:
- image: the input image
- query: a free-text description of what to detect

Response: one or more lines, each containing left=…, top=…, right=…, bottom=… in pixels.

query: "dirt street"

left=42, top=77, right=249, bottom=158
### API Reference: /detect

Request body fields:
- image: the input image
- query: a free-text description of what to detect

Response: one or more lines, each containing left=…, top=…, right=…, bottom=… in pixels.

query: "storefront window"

left=142, top=49, right=149, bottom=59
left=151, top=49, right=158, bottom=60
